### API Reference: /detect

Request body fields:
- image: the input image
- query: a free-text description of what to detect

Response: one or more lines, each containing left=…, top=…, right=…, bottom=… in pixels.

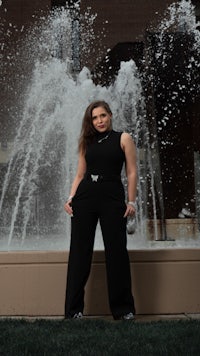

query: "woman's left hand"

left=124, top=203, right=136, bottom=218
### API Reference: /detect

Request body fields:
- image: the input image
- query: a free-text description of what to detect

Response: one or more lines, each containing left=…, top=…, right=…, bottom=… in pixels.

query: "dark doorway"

left=149, top=32, right=199, bottom=218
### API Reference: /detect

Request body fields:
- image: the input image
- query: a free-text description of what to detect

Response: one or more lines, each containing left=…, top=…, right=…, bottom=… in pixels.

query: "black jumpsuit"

left=65, top=130, right=135, bottom=319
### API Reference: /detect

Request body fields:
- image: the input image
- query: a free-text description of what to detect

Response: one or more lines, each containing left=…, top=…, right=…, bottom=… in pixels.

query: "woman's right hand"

left=64, top=199, right=73, bottom=217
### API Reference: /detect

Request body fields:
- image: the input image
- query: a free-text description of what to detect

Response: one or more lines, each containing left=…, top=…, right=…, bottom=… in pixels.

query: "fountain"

left=0, top=0, right=199, bottom=316
left=0, top=4, right=149, bottom=250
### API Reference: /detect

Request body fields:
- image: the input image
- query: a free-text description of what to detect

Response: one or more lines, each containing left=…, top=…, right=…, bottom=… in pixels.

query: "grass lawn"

left=0, top=318, right=199, bottom=355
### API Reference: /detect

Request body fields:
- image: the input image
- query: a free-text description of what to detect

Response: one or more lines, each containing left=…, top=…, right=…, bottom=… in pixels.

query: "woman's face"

left=91, top=106, right=112, bottom=133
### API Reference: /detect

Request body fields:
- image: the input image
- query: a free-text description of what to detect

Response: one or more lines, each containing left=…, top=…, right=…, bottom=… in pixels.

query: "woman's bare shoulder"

left=121, top=132, right=134, bottom=145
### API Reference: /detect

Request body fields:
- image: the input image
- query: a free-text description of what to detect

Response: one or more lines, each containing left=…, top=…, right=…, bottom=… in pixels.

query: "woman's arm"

left=64, top=152, right=86, bottom=216
left=121, top=132, right=137, bottom=217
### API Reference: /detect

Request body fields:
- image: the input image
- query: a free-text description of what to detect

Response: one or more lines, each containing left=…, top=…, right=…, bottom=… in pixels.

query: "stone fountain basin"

left=0, top=247, right=199, bottom=316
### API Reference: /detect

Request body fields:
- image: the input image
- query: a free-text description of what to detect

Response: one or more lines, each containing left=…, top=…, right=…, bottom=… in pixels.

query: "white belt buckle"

left=91, top=174, right=99, bottom=182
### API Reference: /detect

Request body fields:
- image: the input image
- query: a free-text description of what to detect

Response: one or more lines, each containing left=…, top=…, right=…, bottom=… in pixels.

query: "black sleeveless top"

left=85, top=130, right=125, bottom=176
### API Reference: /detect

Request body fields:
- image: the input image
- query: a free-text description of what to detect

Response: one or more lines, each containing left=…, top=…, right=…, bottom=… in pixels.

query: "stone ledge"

left=0, top=249, right=200, bottom=316
left=0, top=248, right=200, bottom=264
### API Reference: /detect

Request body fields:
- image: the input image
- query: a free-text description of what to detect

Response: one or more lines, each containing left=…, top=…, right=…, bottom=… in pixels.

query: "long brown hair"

left=78, top=100, right=112, bottom=154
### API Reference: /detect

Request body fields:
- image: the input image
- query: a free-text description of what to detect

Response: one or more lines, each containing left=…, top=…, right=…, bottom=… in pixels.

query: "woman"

left=64, top=100, right=137, bottom=320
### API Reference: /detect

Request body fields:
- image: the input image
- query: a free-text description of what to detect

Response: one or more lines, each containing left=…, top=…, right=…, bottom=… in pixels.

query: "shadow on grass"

left=0, top=318, right=200, bottom=355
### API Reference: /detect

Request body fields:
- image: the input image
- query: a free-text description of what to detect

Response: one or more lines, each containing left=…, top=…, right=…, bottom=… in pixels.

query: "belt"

left=84, top=173, right=121, bottom=182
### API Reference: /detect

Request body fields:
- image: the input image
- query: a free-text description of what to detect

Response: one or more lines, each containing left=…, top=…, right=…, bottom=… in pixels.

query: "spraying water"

left=0, top=0, right=199, bottom=250
left=0, top=6, right=147, bottom=250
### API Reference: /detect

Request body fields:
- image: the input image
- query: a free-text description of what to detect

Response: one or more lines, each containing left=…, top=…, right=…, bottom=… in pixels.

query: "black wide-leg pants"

left=65, top=179, right=135, bottom=319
